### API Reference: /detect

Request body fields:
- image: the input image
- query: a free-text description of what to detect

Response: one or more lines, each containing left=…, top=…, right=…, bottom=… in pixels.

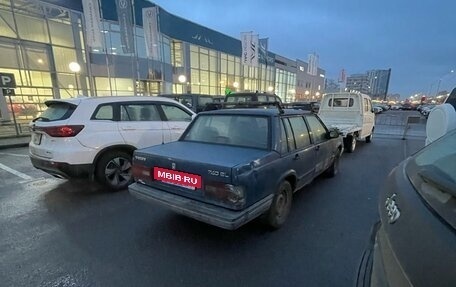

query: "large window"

left=189, top=45, right=220, bottom=95
left=275, top=68, right=296, bottom=102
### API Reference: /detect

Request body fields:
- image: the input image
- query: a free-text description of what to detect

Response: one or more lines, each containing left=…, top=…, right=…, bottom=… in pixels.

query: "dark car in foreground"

left=129, top=106, right=343, bottom=230
left=356, top=128, right=456, bottom=286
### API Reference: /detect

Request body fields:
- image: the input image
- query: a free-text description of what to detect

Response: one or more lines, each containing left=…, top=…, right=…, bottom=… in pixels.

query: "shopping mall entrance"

left=0, top=38, right=56, bottom=137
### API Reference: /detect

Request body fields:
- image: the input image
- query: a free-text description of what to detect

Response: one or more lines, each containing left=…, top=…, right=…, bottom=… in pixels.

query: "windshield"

left=183, top=114, right=269, bottom=149
left=36, top=102, right=76, bottom=122
left=406, top=128, right=456, bottom=228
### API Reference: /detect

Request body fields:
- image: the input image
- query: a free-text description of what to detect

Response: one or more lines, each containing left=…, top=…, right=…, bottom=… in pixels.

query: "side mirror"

left=328, top=129, right=339, bottom=139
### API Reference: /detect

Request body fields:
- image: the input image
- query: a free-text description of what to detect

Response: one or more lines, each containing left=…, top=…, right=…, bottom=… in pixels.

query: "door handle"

left=315, top=145, right=320, bottom=151
left=293, top=153, right=300, bottom=160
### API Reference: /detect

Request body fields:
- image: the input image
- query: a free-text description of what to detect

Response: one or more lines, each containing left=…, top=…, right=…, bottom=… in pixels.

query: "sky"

left=151, top=0, right=456, bottom=98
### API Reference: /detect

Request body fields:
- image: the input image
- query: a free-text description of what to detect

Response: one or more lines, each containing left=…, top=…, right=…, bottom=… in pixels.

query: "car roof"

left=44, top=96, right=179, bottom=106
left=199, top=108, right=312, bottom=116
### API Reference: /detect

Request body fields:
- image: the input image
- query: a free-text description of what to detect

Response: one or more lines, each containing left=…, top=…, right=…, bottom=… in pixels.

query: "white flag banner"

left=241, top=32, right=252, bottom=66
left=250, top=34, right=259, bottom=67
left=82, top=0, right=103, bottom=49
left=143, top=7, right=161, bottom=60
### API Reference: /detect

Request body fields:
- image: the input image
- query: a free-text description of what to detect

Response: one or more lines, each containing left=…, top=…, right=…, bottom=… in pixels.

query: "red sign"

left=153, top=167, right=202, bottom=189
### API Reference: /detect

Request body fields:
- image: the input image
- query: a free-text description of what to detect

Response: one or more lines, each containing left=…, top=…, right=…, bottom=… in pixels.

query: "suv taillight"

left=38, top=125, right=84, bottom=137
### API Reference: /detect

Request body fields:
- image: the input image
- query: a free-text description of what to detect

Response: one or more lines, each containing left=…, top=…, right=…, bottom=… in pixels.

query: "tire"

left=344, top=135, right=357, bottom=153
left=95, top=150, right=133, bottom=191
left=366, top=129, right=373, bottom=143
left=265, top=181, right=293, bottom=229
left=325, top=152, right=340, bottom=178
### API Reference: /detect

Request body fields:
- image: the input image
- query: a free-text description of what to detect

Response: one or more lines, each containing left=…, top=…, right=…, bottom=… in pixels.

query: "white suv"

left=29, top=96, right=195, bottom=190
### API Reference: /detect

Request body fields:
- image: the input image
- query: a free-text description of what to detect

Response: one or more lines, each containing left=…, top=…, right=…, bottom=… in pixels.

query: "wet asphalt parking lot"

left=0, top=111, right=425, bottom=287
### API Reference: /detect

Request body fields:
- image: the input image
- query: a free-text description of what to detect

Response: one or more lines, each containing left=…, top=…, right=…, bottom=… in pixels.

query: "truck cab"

left=318, top=92, right=375, bottom=152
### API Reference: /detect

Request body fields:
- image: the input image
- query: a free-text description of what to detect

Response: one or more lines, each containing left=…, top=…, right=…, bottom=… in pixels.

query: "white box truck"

left=318, top=92, right=375, bottom=153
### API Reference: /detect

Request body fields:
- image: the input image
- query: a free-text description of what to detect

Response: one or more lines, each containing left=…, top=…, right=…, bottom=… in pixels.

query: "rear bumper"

left=129, top=182, right=273, bottom=230
left=30, top=156, right=93, bottom=179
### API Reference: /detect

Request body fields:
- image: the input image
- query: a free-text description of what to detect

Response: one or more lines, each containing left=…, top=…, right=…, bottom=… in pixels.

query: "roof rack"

left=204, top=101, right=284, bottom=114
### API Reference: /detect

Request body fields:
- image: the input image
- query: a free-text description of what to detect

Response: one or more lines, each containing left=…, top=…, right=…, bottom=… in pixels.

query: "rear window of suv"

left=35, top=102, right=76, bottom=122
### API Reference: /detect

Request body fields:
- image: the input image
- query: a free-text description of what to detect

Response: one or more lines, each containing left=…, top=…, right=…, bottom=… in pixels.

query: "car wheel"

left=265, top=181, right=292, bottom=229
left=345, top=135, right=356, bottom=153
left=95, top=151, right=133, bottom=191
left=325, top=152, right=340, bottom=178
left=366, top=129, right=374, bottom=143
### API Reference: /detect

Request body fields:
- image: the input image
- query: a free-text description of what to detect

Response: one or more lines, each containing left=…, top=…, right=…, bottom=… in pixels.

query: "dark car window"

left=120, top=104, right=161, bottom=121
left=406, top=129, right=456, bottom=228
left=282, top=118, right=296, bottom=151
left=329, top=97, right=354, bottom=107
left=305, top=115, right=328, bottom=144
left=93, top=104, right=114, bottom=120
left=288, top=116, right=311, bottom=149
left=278, top=120, right=289, bottom=154
left=184, top=115, right=269, bottom=149
left=160, top=104, right=192, bottom=121
left=37, top=102, right=76, bottom=122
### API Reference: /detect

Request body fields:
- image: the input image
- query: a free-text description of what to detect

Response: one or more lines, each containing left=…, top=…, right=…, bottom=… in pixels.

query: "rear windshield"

left=406, top=129, right=456, bottom=229
left=35, top=102, right=76, bottom=122
left=328, top=97, right=354, bottom=107
left=183, top=114, right=269, bottom=149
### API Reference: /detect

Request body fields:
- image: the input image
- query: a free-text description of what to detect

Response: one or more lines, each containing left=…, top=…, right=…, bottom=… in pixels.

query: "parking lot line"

left=0, top=152, right=29, bottom=157
left=0, top=163, right=33, bottom=180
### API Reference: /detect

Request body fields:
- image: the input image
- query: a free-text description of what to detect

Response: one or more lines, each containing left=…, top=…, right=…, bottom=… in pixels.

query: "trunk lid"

left=132, top=141, right=270, bottom=207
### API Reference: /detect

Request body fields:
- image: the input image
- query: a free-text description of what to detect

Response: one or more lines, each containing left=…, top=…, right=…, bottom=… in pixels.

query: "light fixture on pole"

left=69, top=62, right=81, bottom=96
left=178, top=75, right=187, bottom=83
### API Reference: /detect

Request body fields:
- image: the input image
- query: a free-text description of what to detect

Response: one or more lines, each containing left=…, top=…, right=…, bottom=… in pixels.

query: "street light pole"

left=69, top=62, right=81, bottom=96
left=435, top=69, right=454, bottom=97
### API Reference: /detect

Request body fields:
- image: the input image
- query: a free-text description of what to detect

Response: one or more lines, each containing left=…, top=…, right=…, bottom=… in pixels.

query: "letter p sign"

left=0, top=73, right=16, bottom=88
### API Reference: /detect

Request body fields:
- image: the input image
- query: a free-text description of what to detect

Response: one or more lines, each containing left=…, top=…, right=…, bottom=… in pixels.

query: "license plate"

left=32, top=133, right=42, bottom=145
left=153, top=167, right=202, bottom=190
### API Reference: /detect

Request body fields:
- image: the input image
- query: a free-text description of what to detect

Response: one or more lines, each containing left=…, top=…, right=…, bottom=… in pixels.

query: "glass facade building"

left=0, top=0, right=325, bottom=137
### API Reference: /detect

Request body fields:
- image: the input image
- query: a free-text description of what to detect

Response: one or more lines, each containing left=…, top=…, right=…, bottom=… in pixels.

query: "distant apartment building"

left=346, top=74, right=370, bottom=94
left=324, top=78, right=340, bottom=93
left=367, top=69, right=391, bottom=98
left=346, top=69, right=391, bottom=99
left=295, top=59, right=325, bottom=101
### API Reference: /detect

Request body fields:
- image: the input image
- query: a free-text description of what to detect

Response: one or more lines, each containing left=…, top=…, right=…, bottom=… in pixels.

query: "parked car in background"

left=400, top=103, right=415, bottom=110
left=390, top=104, right=401, bottom=110
left=372, top=106, right=383, bottom=114
left=420, top=104, right=436, bottom=117
left=224, top=92, right=283, bottom=104
left=318, top=92, right=375, bottom=153
left=29, top=96, right=195, bottom=191
left=160, top=93, right=215, bottom=113
left=129, top=106, right=343, bottom=230
left=284, top=101, right=320, bottom=113
left=203, top=92, right=284, bottom=111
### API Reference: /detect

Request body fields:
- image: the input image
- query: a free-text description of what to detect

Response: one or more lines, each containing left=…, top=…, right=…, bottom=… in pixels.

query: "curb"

left=0, top=142, right=30, bottom=150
